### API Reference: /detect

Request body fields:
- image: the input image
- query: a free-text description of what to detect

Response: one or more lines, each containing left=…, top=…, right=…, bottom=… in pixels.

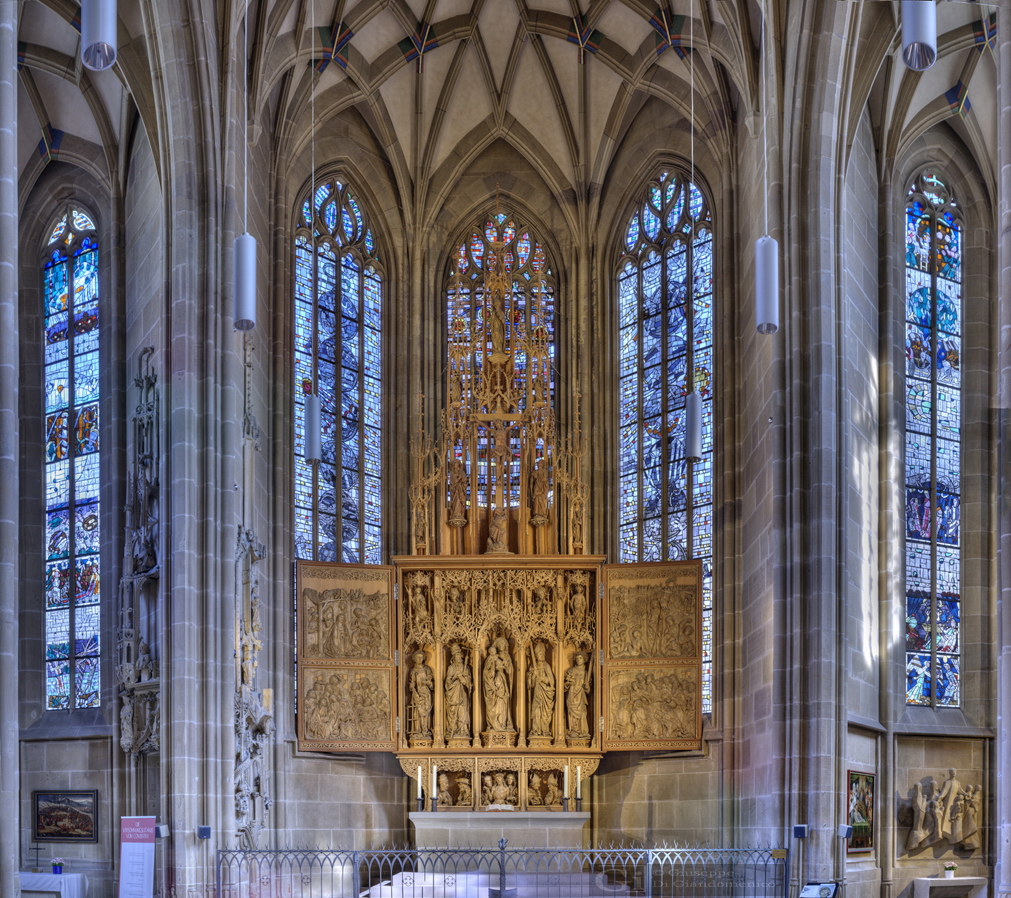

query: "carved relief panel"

left=295, top=562, right=397, bottom=751
left=601, top=561, right=703, bottom=751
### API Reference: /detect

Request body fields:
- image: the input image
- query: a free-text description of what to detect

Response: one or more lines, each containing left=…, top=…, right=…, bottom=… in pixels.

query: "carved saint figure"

left=530, top=461, right=549, bottom=525
left=444, top=643, right=473, bottom=738
left=482, top=774, right=494, bottom=806
left=570, top=584, right=587, bottom=629
left=526, top=641, right=555, bottom=737
left=483, top=638, right=514, bottom=731
left=532, top=586, right=549, bottom=616
left=490, top=772, right=512, bottom=806
left=506, top=773, right=518, bottom=805
left=408, top=651, right=435, bottom=738
left=487, top=507, right=509, bottom=553
left=448, top=459, right=468, bottom=526
left=136, top=640, right=153, bottom=681
left=935, top=768, right=960, bottom=842
left=528, top=772, right=543, bottom=805
left=456, top=777, right=473, bottom=807
left=960, top=785, right=981, bottom=849
left=490, top=289, right=506, bottom=355
left=544, top=772, right=562, bottom=806
left=564, top=652, right=592, bottom=737
left=907, top=782, right=927, bottom=849
left=438, top=772, right=453, bottom=807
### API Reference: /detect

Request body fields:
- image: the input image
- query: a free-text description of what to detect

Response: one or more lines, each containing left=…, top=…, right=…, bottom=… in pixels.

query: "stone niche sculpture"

left=904, top=768, right=982, bottom=852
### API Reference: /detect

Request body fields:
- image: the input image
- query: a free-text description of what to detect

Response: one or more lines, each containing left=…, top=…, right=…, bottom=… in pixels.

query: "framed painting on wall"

left=847, top=771, right=874, bottom=853
left=31, top=790, right=99, bottom=842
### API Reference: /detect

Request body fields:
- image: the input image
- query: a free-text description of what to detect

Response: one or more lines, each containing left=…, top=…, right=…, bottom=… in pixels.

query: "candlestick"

left=432, top=765, right=438, bottom=798
left=564, top=765, right=569, bottom=798
left=576, top=766, right=581, bottom=799
left=417, top=766, right=423, bottom=799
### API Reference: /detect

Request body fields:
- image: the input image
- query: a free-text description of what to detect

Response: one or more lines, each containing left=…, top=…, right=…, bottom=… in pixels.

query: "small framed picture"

left=31, top=790, right=99, bottom=843
left=846, top=771, right=874, bottom=853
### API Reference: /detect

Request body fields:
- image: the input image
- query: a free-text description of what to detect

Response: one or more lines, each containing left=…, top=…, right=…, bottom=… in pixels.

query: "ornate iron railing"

left=217, top=840, right=789, bottom=898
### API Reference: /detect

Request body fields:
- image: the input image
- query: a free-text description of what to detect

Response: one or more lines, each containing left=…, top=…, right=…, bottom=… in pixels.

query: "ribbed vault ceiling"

left=14, top=1, right=1002, bottom=208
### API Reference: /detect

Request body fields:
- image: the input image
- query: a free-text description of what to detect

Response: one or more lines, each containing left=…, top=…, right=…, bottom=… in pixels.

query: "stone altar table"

left=913, top=877, right=988, bottom=898
left=410, top=810, right=591, bottom=849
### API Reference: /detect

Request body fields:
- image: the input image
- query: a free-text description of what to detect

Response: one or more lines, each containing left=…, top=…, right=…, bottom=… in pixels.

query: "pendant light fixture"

left=303, top=0, right=322, bottom=464
left=233, top=0, right=257, bottom=330
left=81, top=0, right=117, bottom=71
left=755, top=0, right=779, bottom=335
left=901, top=0, right=937, bottom=71
left=684, top=0, right=703, bottom=460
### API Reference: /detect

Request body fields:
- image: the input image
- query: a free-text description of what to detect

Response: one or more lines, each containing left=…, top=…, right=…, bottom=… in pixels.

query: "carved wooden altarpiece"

left=294, top=213, right=703, bottom=806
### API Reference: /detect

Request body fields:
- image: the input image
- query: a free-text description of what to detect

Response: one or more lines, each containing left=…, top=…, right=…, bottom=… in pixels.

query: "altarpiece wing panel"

left=296, top=561, right=398, bottom=751
left=602, top=560, right=702, bottom=751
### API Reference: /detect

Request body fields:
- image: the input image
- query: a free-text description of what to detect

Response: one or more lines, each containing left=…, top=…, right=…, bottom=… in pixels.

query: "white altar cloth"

left=20, top=871, right=89, bottom=898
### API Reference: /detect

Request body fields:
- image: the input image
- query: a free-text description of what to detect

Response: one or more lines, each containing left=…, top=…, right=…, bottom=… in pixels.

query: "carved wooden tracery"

left=295, top=209, right=703, bottom=800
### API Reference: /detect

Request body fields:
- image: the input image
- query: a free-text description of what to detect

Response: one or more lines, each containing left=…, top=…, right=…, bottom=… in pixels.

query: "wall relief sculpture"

left=117, top=349, right=161, bottom=758
left=904, top=768, right=983, bottom=852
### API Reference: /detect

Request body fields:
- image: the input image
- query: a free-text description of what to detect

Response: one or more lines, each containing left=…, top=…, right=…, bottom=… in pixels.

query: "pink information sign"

left=118, top=816, right=155, bottom=898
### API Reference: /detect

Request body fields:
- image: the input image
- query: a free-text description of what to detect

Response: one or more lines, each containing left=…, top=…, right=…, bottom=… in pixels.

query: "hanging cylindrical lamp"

left=755, top=234, right=779, bottom=335
left=901, top=0, right=937, bottom=71
left=233, top=233, right=257, bottom=330
left=686, top=391, right=703, bottom=462
left=81, top=0, right=117, bottom=70
left=304, top=393, right=322, bottom=463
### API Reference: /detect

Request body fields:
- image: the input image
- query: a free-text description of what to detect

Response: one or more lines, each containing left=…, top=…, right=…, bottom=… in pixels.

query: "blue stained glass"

left=667, top=513, right=688, bottom=559
left=936, top=654, right=959, bottom=706
left=46, top=660, right=71, bottom=709
left=73, top=352, right=99, bottom=405
left=75, top=404, right=99, bottom=455
left=46, top=312, right=69, bottom=364
left=47, top=411, right=69, bottom=462
left=295, top=182, right=382, bottom=562
left=626, top=212, right=640, bottom=249
left=643, top=207, right=661, bottom=240
left=75, top=501, right=100, bottom=555
left=45, top=261, right=68, bottom=314
left=689, top=184, right=704, bottom=219
left=75, top=557, right=100, bottom=603
left=906, top=653, right=931, bottom=704
left=49, top=215, right=68, bottom=245
left=46, top=459, right=70, bottom=509
left=906, top=323, right=931, bottom=375
left=47, top=508, right=70, bottom=559
left=46, top=561, right=72, bottom=608
left=314, top=183, right=329, bottom=210
left=302, top=200, right=311, bottom=225
left=937, top=596, right=959, bottom=651
left=75, top=604, right=100, bottom=647
left=74, top=453, right=99, bottom=502
left=906, top=205, right=931, bottom=272
left=619, top=523, right=637, bottom=560
left=667, top=182, right=685, bottom=231
left=46, top=363, right=70, bottom=414
left=906, top=269, right=931, bottom=326
left=72, top=210, right=95, bottom=231
left=936, top=281, right=960, bottom=334
left=906, top=592, right=931, bottom=650
left=904, top=174, right=962, bottom=707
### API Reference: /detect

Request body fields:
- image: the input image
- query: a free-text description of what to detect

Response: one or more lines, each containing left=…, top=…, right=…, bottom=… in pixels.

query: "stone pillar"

left=0, top=2, right=18, bottom=894
left=993, top=8, right=1011, bottom=898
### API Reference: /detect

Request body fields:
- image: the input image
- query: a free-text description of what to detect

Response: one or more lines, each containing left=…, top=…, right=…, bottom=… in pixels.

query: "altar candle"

left=564, top=765, right=570, bottom=798
left=417, top=765, right=423, bottom=798
left=576, top=766, right=581, bottom=799
left=432, top=765, right=438, bottom=797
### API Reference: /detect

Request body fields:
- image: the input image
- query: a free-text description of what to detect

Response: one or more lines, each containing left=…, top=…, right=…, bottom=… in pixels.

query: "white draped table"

left=20, top=871, right=89, bottom=898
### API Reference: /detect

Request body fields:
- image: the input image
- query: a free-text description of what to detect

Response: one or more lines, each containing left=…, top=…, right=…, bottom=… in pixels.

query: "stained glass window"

left=43, top=208, right=101, bottom=710
left=446, top=213, right=556, bottom=506
left=617, top=171, right=714, bottom=711
left=904, top=171, right=962, bottom=708
left=294, top=181, right=383, bottom=563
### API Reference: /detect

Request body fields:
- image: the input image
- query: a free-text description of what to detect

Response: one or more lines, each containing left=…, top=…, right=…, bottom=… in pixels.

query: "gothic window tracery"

left=617, top=170, right=713, bottom=710
left=42, top=207, right=101, bottom=709
left=904, top=170, right=962, bottom=708
left=294, top=180, right=383, bottom=563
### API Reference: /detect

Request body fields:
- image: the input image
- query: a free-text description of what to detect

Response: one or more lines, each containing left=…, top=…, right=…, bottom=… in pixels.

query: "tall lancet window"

left=446, top=213, right=556, bottom=510
left=904, top=171, right=962, bottom=707
left=43, top=209, right=101, bottom=709
left=617, top=170, right=714, bottom=710
left=294, top=180, right=383, bottom=563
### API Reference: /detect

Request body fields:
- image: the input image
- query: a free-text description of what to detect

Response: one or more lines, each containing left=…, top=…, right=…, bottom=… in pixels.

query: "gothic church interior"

left=2, top=0, right=1010, bottom=896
